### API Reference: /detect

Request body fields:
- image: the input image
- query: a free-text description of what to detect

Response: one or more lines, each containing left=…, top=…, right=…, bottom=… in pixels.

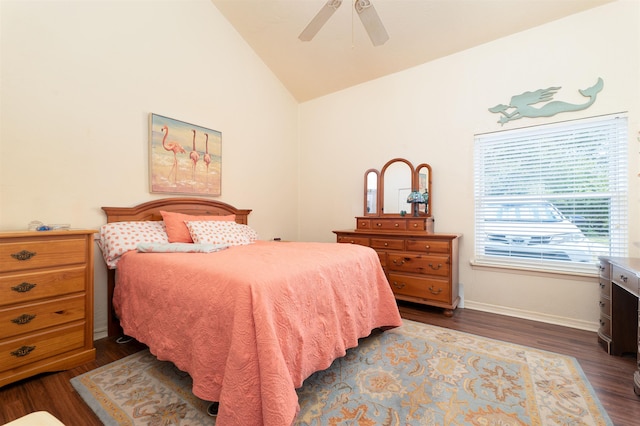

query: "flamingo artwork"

left=203, top=133, right=211, bottom=175
left=189, top=129, right=200, bottom=181
left=160, top=125, right=186, bottom=184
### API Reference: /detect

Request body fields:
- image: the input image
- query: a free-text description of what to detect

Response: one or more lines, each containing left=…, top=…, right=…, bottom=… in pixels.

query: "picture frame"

left=149, top=113, right=221, bottom=196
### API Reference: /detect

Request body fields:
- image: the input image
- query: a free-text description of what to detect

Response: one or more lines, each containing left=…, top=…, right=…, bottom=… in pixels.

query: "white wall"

left=0, top=0, right=300, bottom=338
left=299, top=0, right=640, bottom=330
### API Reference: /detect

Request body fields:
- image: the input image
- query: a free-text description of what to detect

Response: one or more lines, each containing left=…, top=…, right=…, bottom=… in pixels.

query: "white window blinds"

left=474, top=114, right=628, bottom=274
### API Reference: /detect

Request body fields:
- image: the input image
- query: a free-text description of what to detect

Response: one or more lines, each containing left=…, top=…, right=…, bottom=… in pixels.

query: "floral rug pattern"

left=71, top=320, right=612, bottom=425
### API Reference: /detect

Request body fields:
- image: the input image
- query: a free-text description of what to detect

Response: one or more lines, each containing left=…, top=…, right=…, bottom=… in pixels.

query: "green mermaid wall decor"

left=489, top=78, right=604, bottom=125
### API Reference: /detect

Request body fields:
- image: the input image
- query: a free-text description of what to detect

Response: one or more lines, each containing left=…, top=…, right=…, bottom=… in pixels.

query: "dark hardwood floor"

left=1, top=303, right=638, bottom=425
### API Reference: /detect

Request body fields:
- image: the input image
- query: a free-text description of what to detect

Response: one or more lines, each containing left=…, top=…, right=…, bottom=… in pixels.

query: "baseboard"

left=93, top=327, right=108, bottom=341
left=463, top=300, right=598, bottom=332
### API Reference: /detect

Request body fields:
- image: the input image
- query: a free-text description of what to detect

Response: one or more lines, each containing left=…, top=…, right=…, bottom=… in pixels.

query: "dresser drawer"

left=336, top=235, right=370, bottom=246
left=0, top=323, right=85, bottom=372
left=0, top=267, right=86, bottom=308
left=387, top=253, right=450, bottom=277
left=405, top=239, right=450, bottom=254
left=599, top=314, right=611, bottom=337
left=387, top=273, right=451, bottom=303
left=0, top=237, right=88, bottom=273
left=406, top=219, right=425, bottom=231
left=599, top=297, right=611, bottom=317
left=599, top=279, right=611, bottom=298
left=0, top=294, right=85, bottom=340
left=598, top=260, right=610, bottom=279
left=356, top=219, right=371, bottom=230
left=371, top=219, right=406, bottom=231
left=370, top=238, right=404, bottom=251
left=612, top=265, right=639, bottom=297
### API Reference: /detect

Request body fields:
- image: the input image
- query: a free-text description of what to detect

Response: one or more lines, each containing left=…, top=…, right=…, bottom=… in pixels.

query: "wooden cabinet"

left=0, top=230, right=96, bottom=387
left=334, top=221, right=460, bottom=316
left=597, top=257, right=640, bottom=396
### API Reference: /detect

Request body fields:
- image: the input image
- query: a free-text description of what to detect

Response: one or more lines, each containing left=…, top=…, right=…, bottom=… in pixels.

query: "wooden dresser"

left=0, top=230, right=96, bottom=387
left=597, top=257, right=640, bottom=395
left=334, top=216, right=460, bottom=316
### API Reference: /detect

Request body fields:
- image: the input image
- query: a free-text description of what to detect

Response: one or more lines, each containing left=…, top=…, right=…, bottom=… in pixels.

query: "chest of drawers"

left=334, top=225, right=460, bottom=316
left=0, top=230, right=96, bottom=387
left=597, top=257, right=640, bottom=396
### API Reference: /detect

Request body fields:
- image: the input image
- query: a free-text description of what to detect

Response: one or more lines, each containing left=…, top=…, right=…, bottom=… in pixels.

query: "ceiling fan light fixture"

left=355, top=0, right=389, bottom=46
left=299, top=0, right=343, bottom=42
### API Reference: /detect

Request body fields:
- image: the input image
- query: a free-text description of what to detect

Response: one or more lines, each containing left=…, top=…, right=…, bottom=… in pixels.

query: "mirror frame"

left=364, top=158, right=432, bottom=217
left=363, top=169, right=380, bottom=216
left=415, top=163, right=432, bottom=217
left=380, top=158, right=415, bottom=215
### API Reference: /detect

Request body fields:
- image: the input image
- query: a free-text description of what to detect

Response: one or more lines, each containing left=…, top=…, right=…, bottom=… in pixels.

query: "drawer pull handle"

left=424, top=245, right=430, bottom=250
left=599, top=282, right=605, bottom=289
left=384, top=242, right=388, bottom=247
left=11, top=250, right=37, bottom=261
left=428, top=286, right=443, bottom=295
left=376, top=223, right=382, bottom=227
left=11, top=282, right=37, bottom=293
left=412, top=223, right=418, bottom=228
left=392, top=259, right=406, bottom=266
left=394, top=223, right=399, bottom=227
left=429, top=263, right=443, bottom=270
left=599, top=319, right=605, bottom=326
left=391, top=281, right=406, bottom=289
left=599, top=265, right=605, bottom=272
left=11, top=345, right=36, bottom=358
left=599, top=301, right=605, bottom=308
left=620, top=275, right=628, bottom=283
left=11, top=314, right=36, bottom=325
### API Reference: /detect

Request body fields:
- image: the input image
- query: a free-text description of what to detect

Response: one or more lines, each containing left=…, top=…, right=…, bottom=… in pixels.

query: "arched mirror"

left=415, top=163, right=432, bottom=216
left=380, top=158, right=414, bottom=215
left=364, top=169, right=379, bottom=215
left=364, top=158, right=432, bottom=218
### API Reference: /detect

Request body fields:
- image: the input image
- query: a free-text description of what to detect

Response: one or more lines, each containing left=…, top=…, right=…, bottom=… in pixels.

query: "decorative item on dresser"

left=0, top=229, right=96, bottom=387
left=597, top=256, right=640, bottom=395
left=334, top=158, right=461, bottom=316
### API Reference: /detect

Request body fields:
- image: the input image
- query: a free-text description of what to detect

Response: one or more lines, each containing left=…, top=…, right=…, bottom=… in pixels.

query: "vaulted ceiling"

left=211, top=0, right=613, bottom=102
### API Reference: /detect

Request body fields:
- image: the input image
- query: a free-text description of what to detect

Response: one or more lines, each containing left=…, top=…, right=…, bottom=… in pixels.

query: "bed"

left=100, top=198, right=402, bottom=426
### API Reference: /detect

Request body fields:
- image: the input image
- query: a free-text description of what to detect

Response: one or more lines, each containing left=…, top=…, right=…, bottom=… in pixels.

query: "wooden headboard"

left=101, top=197, right=252, bottom=337
left=102, top=197, right=251, bottom=225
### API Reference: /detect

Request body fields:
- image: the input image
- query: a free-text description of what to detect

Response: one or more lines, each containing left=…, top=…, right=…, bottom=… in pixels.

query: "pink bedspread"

left=114, top=241, right=402, bottom=426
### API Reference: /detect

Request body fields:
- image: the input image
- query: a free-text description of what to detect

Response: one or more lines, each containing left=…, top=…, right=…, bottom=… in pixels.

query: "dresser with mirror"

left=334, top=158, right=461, bottom=316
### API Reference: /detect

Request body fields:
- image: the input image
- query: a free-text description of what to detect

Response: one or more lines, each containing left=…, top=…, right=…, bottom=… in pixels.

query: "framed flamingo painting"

left=149, top=113, right=221, bottom=196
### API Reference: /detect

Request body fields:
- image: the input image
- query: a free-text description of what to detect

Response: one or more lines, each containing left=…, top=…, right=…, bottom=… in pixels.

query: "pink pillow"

left=160, top=210, right=236, bottom=243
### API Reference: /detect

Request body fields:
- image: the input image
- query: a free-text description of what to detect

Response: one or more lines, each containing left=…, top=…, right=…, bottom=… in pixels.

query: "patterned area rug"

left=71, top=320, right=612, bottom=425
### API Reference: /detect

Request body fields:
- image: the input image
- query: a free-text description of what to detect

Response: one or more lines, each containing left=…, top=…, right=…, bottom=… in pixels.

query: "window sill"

left=469, top=258, right=598, bottom=278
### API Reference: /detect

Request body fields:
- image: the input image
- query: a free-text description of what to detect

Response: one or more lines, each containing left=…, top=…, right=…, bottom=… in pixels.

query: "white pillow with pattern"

left=185, top=221, right=252, bottom=246
left=98, top=221, right=169, bottom=268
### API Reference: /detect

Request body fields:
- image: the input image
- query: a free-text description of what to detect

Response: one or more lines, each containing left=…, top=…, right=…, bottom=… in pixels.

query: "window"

left=474, top=114, right=628, bottom=274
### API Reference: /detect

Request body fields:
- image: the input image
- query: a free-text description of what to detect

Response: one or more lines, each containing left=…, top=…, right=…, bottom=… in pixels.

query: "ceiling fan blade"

left=299, top=0, right=343, bottom=42
left=355, top=0, right=389, bottom=46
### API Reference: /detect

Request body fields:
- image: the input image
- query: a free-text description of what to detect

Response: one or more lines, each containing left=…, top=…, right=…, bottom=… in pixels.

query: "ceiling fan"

left=299, top=0, right=389, bottom=46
